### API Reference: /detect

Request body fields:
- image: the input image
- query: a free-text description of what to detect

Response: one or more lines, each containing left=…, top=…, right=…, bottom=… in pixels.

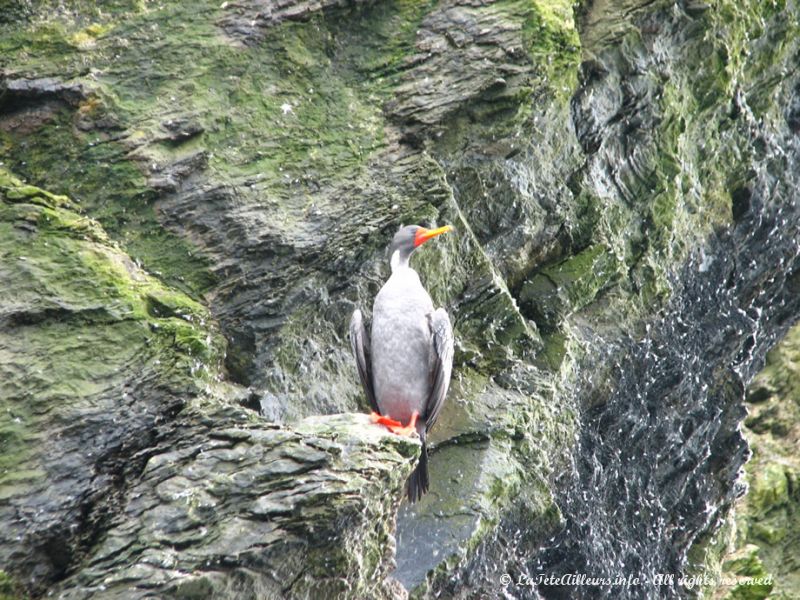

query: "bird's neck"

left=390, top=249, right=412, bottom=273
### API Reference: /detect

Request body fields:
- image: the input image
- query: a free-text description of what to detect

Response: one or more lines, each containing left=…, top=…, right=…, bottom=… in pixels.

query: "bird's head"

left=389, top=224, right=453, bottom=271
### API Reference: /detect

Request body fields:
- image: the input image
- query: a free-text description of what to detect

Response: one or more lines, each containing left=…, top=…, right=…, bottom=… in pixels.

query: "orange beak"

left=413, top=225, right=454, bottom=248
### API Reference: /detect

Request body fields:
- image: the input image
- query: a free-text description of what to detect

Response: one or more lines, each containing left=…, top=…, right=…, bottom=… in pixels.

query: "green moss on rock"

left=702, top=323, right=800, bottom=599
left=0, top=105, right=216, bottom=296
left=0, top=570, right=25, bottom=600
left=0, top=168, right=225, bottom=498
left=519, top=244, right=621, bottom=331
left=720, top=545, right=774, bottom=600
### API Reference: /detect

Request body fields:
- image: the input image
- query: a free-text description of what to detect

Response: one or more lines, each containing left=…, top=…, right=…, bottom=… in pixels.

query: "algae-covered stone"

left=0, top=570, right=24, bottom=600
left=0, top=168, right=225, bottom=593
left=718, top=545, right=774, bottom=600
left=52, top=412, right=419, bottom=600
left=705, top=324, right=800, bottom=600
left=748, top=464, right=790, bottom=518
left=0, top=170, right=416, bottom=598
left=519, top=244, right=621, bottom=331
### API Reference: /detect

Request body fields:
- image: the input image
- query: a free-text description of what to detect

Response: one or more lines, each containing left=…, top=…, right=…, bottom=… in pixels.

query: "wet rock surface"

left=0, top=171, right=416, bottom=599
left=52, top=412, right=418, bottom=600
left=1, top=0, right=800, bottom=598
left=522, top=1, right=800, bottom=597
left=0, top=169, right=223, bottom=597
left=703, top=325, right=800, bottom=600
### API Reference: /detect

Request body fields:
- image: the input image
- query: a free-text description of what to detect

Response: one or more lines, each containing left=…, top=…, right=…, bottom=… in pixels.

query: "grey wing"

left=349, top=309, right=379, bottom=413
left=423, top=307, right=454, bottom=432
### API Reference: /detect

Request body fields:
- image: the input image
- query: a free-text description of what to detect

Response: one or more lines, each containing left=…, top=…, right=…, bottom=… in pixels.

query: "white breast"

left=370, top=267, right=435, bottom=423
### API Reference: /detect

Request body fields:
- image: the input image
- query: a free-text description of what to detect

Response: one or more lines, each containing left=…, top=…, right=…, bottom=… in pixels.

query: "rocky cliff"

left=1, top=0, right=799, bottom=598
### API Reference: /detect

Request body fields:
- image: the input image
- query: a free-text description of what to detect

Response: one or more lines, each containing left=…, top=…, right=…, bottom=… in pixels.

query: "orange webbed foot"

left=370, top=411, right=402, bottom=428
left=385, top=411, right=419, bottom=437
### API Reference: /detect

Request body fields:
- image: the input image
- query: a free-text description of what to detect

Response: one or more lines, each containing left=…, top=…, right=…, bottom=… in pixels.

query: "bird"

left=350, top=224, right=454, bottom=503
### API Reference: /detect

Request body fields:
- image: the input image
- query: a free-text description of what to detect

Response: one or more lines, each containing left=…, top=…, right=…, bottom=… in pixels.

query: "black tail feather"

left=405, top=437, right=429, bottom=503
